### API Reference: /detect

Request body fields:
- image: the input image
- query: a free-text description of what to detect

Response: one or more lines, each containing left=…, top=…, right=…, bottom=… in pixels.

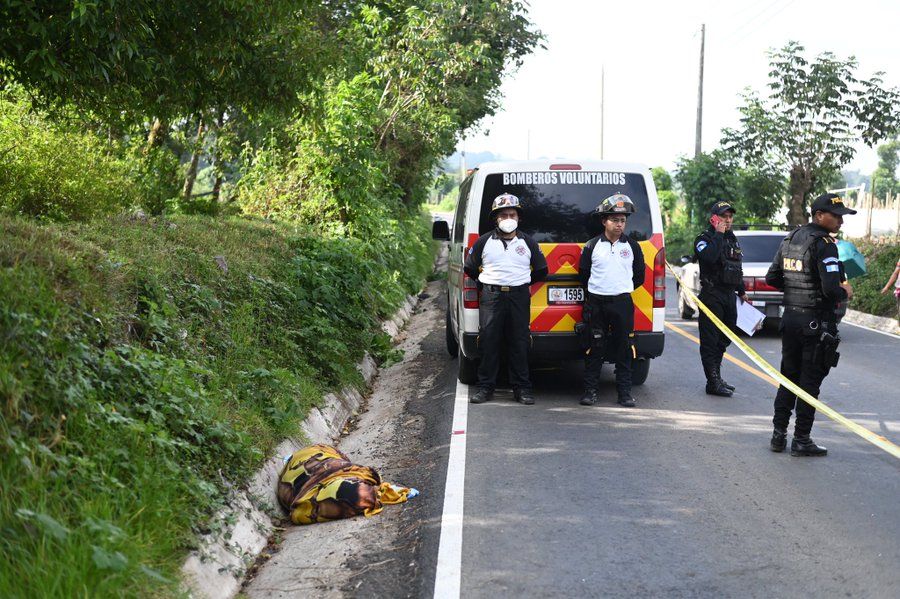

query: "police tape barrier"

left=667, top=262, right=900, bottom=461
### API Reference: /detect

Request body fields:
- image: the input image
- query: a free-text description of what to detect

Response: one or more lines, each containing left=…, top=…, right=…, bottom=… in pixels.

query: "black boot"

left=715, top=360, right=735, bottom=392
left=470, top=388, right=493, bottom=404
left=703, top=364, right=732, bottom=397
left=617, top=392, right=636, bottom=407
left=579, top=389, right=599, bottom=406
left=791, top=435, right=827, bottom=457
left=514, top=388, right=535, bottom=405
left=770, top=428, right=787, bottom=452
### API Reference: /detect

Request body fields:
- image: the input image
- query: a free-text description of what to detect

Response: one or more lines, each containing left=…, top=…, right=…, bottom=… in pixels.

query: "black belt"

left=482, top=283, right=530, bottom=292
left=588, top=292, right=632, bottom=302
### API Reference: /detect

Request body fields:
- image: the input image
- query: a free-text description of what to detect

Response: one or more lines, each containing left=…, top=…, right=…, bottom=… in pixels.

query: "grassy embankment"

left=0, top=214, right=434, bottom=596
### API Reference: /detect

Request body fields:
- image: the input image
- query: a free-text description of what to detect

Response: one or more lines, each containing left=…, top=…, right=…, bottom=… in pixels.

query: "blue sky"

left=459, top=0, right=900, bottom=174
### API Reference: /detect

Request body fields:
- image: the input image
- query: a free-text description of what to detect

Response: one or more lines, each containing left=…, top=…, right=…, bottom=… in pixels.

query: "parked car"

left=432, top=160, right=667, bottom=385
left=677, top=228, right=788, bottom=326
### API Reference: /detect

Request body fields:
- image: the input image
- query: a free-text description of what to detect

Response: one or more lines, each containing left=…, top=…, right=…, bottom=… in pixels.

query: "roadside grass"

left=851, top=239, right=900, bottom=318
left=0, top=212, right=434, bottom=597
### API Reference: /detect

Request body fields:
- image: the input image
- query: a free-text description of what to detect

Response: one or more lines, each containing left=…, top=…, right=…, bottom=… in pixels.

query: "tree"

left=733, top=164, right=785, bottom=222
left=871, top=140, right=900, bottom=199
left=722, top=42, right=900, bottom=225
left=675, top=151, right=736, bottom=226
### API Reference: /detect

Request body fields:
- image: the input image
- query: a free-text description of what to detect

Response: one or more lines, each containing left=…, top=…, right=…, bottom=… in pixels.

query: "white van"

left=433, top=160, right=666, bottom=385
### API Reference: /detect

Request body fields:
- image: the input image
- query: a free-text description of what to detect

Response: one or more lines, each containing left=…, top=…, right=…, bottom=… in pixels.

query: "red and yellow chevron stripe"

left=529, top=234, right=663, bottom=333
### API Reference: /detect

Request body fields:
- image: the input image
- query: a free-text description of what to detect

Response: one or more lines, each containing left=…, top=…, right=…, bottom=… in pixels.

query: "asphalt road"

left=422, top=276, right=900, bottom=598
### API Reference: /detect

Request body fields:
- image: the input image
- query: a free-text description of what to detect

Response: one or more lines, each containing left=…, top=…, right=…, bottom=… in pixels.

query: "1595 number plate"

left=547, top=286, right=584, bottom=305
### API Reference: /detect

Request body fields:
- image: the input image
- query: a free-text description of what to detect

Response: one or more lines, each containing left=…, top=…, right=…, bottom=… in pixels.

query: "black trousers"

left=698, top=286, right=737, bottom=377
left=773, top=311, right=833, bottom=437
left=583, top=293, right=634, bottom=396
left=477, top=285, right=532, bottom=392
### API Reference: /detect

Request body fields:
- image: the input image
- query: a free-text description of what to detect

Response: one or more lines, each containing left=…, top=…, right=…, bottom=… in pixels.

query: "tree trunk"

left=211, top=111, right=225, bottom=203
left=182, top=117, right=206, bottom=200
left=145, top=118, right=167, bottom=153
left=787, top=164, right=812, bottom=225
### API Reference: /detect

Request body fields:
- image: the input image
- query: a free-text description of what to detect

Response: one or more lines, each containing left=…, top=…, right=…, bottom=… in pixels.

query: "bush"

left=0, top=89, right=139, bottom=221
left=0, top=212, right=434, bottom=596
left=848, top=239, right=900, bottom=318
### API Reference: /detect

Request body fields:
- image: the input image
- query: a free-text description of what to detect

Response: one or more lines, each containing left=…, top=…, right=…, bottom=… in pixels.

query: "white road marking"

left=842, top=319, right=900, bottom=339
left=433, top=381, right=469, bottom=599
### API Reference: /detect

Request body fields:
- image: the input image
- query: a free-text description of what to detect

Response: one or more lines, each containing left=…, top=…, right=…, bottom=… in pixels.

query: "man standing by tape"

left=578, top=194, right=645, bottom=407
left=765, top=193, right=855, bottom=457
left=694, top=201, right=748, bottom=397
left=464, top=193, right=548, bottom=405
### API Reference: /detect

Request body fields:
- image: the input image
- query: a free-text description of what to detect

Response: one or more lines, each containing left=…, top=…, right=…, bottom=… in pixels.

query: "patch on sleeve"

left=696, top=240, right=708, bottom=252
left=467, top=247, right=473, bottom=255
left=822, top=257, right=839, bottom=264
left=825, top=264, right=840, bottom=273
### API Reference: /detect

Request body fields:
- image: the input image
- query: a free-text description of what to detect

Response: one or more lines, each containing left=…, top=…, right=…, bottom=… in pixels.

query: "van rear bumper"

left=461, top=331, right=665, bottom=361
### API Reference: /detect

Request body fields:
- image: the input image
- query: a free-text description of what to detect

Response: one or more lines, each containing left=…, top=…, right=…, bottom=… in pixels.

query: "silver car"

left=677, top=229, right=788, bottom=325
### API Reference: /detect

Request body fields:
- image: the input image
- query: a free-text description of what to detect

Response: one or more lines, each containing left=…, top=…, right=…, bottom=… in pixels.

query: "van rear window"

left=479, top=172, right=653, bottom=242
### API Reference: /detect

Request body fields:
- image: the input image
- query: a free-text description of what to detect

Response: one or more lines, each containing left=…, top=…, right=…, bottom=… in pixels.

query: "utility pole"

left=695, top=24, right=705, bottom=157
left=600, top=65, right=605, bottom=160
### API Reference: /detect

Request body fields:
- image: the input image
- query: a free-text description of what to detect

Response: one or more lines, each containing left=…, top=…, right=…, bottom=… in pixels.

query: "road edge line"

left=433, top=380, right=469, bottom=599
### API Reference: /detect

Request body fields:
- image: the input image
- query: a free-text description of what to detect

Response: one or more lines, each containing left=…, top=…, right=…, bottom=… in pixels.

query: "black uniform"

left=765, top=223, right=847, bottom=440
left=694, top=226, right=745, bottom=391
left=578, top=234, right=645, bottom=403
left=464, top=230, right=548, bottom=399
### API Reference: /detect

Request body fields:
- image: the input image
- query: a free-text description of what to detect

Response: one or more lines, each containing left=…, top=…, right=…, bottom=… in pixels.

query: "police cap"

left=709, top=200, right=736, bottom=216
left=810, top=193, right=857, bottom=216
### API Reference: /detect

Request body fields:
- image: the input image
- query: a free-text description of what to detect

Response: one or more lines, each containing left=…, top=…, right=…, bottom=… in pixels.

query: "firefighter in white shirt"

left=464, top=194, right=548, bottom=405
left=578, top=194, right=645, bottom=407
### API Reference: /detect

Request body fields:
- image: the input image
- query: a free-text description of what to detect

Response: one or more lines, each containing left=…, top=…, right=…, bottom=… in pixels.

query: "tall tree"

left=722, top=41, right=900, bottom=225
left=871, top=139, right=900, bottom=199
left=675, top=151, right=736, bottom=226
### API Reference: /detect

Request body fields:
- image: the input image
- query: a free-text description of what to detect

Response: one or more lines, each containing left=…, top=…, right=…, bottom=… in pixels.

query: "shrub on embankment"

left=0, top=213, right=433, bottom=596
left=850, top=239, right=900, bottom=318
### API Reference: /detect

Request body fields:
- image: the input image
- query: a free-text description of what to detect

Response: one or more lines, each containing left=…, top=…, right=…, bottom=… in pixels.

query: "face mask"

left=498, top=218, right=518, bottom=233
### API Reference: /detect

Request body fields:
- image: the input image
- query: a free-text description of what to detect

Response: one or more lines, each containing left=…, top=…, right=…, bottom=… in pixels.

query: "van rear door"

left=478, top=170, right=664, bottom=334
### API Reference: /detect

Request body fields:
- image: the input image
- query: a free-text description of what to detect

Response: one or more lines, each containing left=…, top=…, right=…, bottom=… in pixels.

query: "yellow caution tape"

left=667, top=262, right=900, bottom=460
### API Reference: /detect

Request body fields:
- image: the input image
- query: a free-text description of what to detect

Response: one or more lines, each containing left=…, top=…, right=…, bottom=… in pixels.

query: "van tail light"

left=653, top=248, right=666, bottom=308
left=549, top=164, right=582, bottom=170
left=744, top=276, right=777, bottom=292
left=463, top=275, right=479, bottom=309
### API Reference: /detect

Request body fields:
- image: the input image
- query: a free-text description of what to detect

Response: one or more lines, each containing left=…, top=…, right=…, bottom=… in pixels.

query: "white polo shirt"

left=587, top=237, right=636, bottom=295
left=477, top=235, right=534, bottom=286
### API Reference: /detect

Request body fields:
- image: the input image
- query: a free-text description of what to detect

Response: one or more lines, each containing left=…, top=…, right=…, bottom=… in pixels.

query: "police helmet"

left=593, top=193, right=635, bottom=218
left=490, top=193, right=522, bottom=216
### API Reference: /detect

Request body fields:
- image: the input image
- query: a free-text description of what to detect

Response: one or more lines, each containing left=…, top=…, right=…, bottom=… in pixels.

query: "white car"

left=677, top=229, right=787, bottom=325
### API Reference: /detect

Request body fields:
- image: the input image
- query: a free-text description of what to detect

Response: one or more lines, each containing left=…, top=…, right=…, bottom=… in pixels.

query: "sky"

left=458, top=0, right=900, bottom=175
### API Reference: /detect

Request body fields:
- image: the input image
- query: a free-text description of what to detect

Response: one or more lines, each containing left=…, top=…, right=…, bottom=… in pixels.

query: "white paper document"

left=736, top=297, right=766, bottom=335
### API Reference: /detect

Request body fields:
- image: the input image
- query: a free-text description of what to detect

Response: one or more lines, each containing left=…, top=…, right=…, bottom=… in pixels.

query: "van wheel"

left=632, top=359, right=650, bottom=386
left=458, top=353, right=478, bottom=385
left=678, top=289, right=695, bottom=319
left=445, top=308, right=458, bottom=357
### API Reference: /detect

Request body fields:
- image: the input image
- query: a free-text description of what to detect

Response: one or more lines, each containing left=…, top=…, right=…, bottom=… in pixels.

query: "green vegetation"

left=1, top=0, right=540, bottom=595
left=0, top=214, right=434, bottom=596
left=722, top=41, right=900, bottom=225
left=850, top=241, right=900, bottom=318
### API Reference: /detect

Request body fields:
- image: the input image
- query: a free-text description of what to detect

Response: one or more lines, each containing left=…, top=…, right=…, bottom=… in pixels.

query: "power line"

left=726, top=0, right=783, bottom=39
left=733, top=0, right=799, bottom=46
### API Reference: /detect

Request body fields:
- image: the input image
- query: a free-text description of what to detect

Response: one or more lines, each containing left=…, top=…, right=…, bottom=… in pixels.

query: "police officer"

left=694, top=200, right=748, bottom=397
left=464, top=194, right=548, bottom=405
left=765, top=193, right=855, bottom=457
left=578, top=194, right=645, bottom=407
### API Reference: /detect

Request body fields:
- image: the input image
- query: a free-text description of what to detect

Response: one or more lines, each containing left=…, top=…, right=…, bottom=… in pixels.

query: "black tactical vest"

left=780, top=226, right=827, bottom=310
left=699, top=231, right=744, bottom=288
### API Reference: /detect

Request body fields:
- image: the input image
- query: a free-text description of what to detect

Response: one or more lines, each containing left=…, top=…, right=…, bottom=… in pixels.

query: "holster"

left=812, top=329, right=841, bottom=370
left=577, top=301, right=606, bottom=355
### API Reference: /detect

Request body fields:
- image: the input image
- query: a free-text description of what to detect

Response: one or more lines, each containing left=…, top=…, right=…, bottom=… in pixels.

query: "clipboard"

left=736, top=297, right=766, bottom=336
